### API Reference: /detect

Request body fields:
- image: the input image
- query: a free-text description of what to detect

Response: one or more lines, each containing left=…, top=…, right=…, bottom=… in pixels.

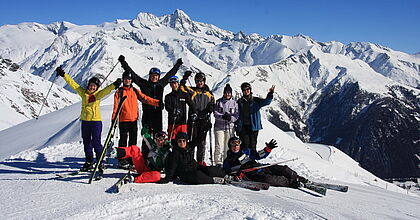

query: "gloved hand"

left=56, top=66, right=65, bottom=77
left=118, top=55, right=125, bottom=63
left=113, top=78, right=122, bottom=88
left=222, top=112, right=231, bottom=121
left=266, top=139, right=278, bottom=150
left=205, top=121, right=212, bottom=131
left=174, top=109, right=182, bottom=118
left=190, top=113, right=197, bottom=122
left=183, top=70, right=192, bottom=79
left=156, top=178, right=170, bottom=184
left=158, top=101, right=164, bottom=110
left=176, top=58, right=183, bottom=66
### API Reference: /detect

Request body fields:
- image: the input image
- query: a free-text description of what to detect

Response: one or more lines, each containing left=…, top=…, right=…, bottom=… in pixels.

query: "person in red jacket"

left=112, top=71, right=161, bottom=168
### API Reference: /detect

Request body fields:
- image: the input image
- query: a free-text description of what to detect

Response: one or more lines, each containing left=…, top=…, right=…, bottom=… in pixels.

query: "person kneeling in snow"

left=158, top=132, right=226, bottom=184
left=223, top=137, right=306, bottom=188
left=112, top=128, right=171, bottom=183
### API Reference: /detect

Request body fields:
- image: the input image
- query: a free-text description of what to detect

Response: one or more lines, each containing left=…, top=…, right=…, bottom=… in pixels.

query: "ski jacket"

left=63, top=73, right=116, bottom=121
left=120, top=59, right=181, bottom=111
left=112, top=86, right=160, bottom=122
left=164, top=145, right=200, bottom=180
left=180, top=83, right=215, bottom=120
left=236, top=92, right=273, bottom=131
left=164, top=89, right=195, bottom=125
left=141, top=128, right=171, bottom=171
left=213, top=97, right=239, bottom=131
left=222, top=146, right=272, bottom=174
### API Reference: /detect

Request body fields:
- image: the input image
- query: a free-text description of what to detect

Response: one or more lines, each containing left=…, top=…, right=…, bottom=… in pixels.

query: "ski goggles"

left=177, top=139, right=187, bottom=143
left=230, top=140, right=241, bottom=146
left=154, top=132, right=168, bottom=141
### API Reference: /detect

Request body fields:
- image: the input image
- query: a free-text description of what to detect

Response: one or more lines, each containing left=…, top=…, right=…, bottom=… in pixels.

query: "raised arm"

left=158, top=58, right=183, bottom=86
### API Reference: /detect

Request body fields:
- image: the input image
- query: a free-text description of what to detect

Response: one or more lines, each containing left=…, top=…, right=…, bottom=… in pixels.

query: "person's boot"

left=80, top=161, right=93, bottom=172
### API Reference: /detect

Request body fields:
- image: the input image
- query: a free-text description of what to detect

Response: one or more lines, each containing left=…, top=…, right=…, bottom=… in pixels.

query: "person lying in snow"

left=223, top=136, right=307, bottom=188
left=111, top=128, right=171, bottom=183
left=158, top=132, right=226, bottom=184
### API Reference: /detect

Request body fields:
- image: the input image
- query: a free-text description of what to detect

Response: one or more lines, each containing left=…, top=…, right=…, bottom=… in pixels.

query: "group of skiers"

left=55, top=55, right=307, bottom=189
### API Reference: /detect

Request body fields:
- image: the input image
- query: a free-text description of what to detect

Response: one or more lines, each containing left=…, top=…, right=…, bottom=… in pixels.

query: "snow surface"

left=0, top=96, right=419, bottom=219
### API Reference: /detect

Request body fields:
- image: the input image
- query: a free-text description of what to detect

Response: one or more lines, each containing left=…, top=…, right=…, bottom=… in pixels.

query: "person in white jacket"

left=213, top=84, right=239, bottom=166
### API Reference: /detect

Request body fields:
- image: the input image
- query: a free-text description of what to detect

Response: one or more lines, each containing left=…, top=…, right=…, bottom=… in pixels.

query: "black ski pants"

left=179, top=165, right=225, bottom=184
left=238, top=125, right=259, bottom=151
left=246, top=165, right=299, bottom=187
left=188, top=119, right=209, bottom=162
left=118, top=121, right=138, bottom=147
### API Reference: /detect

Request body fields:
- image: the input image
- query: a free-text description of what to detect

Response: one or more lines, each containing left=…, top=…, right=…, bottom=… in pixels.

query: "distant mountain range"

left=0, top=9, right=418, bottom=178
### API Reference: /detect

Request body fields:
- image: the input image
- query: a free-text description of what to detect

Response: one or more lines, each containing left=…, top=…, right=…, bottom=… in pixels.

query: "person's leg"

left=118, top=122, right=129, bottom=147
left=91, top=121, right=103, bottom=163
left=200, top=165, right=226, bottom=177
left=222, top=130, right=231, bottom=161
left=180, top=170, right=214, bottom=184
left=196, top=130, right=207, bottom=163
left=214, top=130, right=224, bottom=165
left=238, top=125, right=251, bottom=150
left=81, top=121, right=94, bottom=162
left=127, top=121, right=138, bottom=146
left=134, top=171, right=161, bottom=183
left=250, top=130, right=259, bottom=151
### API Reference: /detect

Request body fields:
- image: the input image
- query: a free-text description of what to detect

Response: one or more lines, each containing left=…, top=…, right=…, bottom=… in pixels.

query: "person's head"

left=223, top=83, right=233, bottom=100
left=240, top=82, right=252, bottom=97
left=148, top=67, right=161, bottom=83
left=122, top=71, right=133, bottom=87
left=228, top=136, right=241, bottom=153
left=154, top=131, right=168, bottom=147
left=169, top=76, right=180, bottom=91
left=87, top=77, right=100, bottom=94
left=195, top=72, right=206, bottom=88
left=175, top=132, right=188, bottom=149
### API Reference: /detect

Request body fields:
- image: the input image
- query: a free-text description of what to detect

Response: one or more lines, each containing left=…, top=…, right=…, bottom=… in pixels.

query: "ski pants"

left=238, top=125, right=259, bottom=151
left=118, top=121, right=138, bottom=147
left=118, top=145, right=161, bottom=183
left=179, top=165, right=226, bottom=184
left=246, top=165, right=298, bottom=187
left=213, top=130, right=231, bottom=165
left=141, top=108, right=163, bottom=132
left=188, top=119, right=209, bottom=162
left=81, top=121, right=103, bottom=163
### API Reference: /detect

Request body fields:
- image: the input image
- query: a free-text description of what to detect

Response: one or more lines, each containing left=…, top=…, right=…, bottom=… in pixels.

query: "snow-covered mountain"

left=0, top=56, right=78, bottom=130
left=0, top=9, right=419, bottom=178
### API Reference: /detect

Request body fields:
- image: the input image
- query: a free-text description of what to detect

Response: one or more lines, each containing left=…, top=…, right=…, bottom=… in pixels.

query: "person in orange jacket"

left=112, top=70, right=162, bottom=169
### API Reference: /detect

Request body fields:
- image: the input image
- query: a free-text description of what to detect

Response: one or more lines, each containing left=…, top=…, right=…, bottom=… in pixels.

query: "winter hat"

left=240, top=82, right=251, bottom=91
left=223, top=83, right=232, bottom=94
left=176, top=132, right=188, bottom=141
left=88, top=77, right=101, bottom=88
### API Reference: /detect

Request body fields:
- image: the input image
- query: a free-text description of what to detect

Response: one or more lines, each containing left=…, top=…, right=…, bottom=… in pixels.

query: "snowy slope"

left=0, top=98, right=419, bottom=219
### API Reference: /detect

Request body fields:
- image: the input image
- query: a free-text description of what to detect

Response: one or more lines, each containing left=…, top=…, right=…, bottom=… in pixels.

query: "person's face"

left=230, top=140, right=241, bottom=153
left=149, top=73, right=160, bottom=83
left=223, top=91, right=232, bottom=100
left=195, top=79, right=205, bottom=88
left=154, top=137, right=165, bottom=147
left=87, top=83, right=98, bottom=94
left=123, top=77, right=132, bottom=86
left=170, top=81, right=179, bottom=91
left=177, top=138, right=187, bottom=149
left=242, top=87, right=251, bottom=97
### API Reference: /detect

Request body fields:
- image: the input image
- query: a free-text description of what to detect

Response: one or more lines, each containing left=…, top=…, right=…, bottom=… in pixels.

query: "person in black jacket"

left=223, top=136, right=306, bottom=188
left=118, top=55, right=183, bottom=133
left=159, top=132, right=225, bottom=184
left=180, top=71, right=215, bottom=164
left=165, top=76, right=196, bottom=146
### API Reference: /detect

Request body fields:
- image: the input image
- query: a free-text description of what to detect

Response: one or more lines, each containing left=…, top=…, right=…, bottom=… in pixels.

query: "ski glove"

left=56, top=66, right=65, bottom=77
left=176, top=58, right=183, bottom=66
left=266, top=139, right=278, bottom=150
left=118, top=55, right=125, bottom=63
left=113, top=78, right=122, bottom=88
left=158, top=101, right=164, bottom=110
left=190, top=113, right=198, bottom=122
left=183, top=70, right=192, bottom=79
left=174, top=109, right=182, bottom=118
left=222, top=112, right=231, bottom=121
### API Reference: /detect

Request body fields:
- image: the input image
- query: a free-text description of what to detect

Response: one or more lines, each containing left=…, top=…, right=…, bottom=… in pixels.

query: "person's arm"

left=213, top=99, right=224, bottom=119
left=163, top=152, right=178, bottom=181
left=111, top=91, right=119, bottom=121
left=118, top=55, right=149, bottom=88
left=63, top=73, right=85, bottom=97
left=158, top=58, right=183, bottom=86
left=230, top=101, right=239, bottom=123
left=95, top=82, right=118, bottom=100
left=258, top=86, right=274, bottom=108
left=164, top=94, right=174, bottom=114
left=185, top=92, right=196, bottom=115
left=136, top=88, right=159, bottom=107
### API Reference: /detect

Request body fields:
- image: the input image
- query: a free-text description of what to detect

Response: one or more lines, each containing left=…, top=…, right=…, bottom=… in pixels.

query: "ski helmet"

left=149, top=67, right=161, bottom=75
left=228, top=136, right=241, bottom=148
left=169, top=75, right=179, bottom=83
left=154, top=131, right=168, bottom=140
left=195, top=72, right=206, bottom=82
left=240, top=82, right=251, bottom=91
left=175, top=132, right=188, bottom=141
left=88, top=77, right=101, bottom=88
left=122, top=70, right=133, bottom=80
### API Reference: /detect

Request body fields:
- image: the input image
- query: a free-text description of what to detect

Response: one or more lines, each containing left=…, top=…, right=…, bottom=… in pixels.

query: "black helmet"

left=228, top=136, right=241, bottom=148
left=154, top=131, right=168, bottom=140
left=88, top=77, right=101, bottom=88
left=149, top=67, right=161, bottom=75
left=240, top=82, right=251, bottom=91
left=175, top=132, right=188, bottom=141
left=195, top=72, right=206, bottom=82
left=122, top=70, right=133, bottom=80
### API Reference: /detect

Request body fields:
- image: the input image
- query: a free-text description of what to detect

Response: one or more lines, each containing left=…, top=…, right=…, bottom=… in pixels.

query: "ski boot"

left=80, top=161, right=93, bottom=172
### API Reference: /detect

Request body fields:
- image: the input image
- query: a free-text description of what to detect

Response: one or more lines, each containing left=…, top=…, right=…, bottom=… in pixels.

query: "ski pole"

left=36, top=75, right=58, bottom=119
left=100, top=61, right=119, bottom=87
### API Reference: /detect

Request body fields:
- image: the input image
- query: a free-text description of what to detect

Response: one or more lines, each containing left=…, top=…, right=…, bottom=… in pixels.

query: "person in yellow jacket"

left=56, top=66, right=121, bottom=172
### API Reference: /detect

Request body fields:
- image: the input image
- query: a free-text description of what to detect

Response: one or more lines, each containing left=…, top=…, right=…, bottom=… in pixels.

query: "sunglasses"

left=195, top=80, right=204, bottom=83
left=242, top=87, right=251, bottom=91
left=230, top=140, right=241, bottom=146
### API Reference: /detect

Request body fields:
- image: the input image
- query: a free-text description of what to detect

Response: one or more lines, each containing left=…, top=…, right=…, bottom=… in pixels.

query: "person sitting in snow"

left=223, top=136, right=307, bottom=188
left=55, top=66, right=121, bottom=173
left=158, top=132, right=226, bottom=184
left=111, top=128, right=171, bottom=183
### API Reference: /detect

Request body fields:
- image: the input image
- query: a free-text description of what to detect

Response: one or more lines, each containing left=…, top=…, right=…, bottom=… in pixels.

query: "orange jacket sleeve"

left=111, top=90, right=119, bottom=121
left=136, top=88, right=160, bottom=107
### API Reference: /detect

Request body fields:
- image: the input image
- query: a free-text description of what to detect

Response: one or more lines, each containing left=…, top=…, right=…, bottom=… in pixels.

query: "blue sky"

left=1, top=0, right=419, bottom=54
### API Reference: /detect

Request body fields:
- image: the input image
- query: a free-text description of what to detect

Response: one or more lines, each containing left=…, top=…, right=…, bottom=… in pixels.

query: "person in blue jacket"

left=223, top=136, right=306, bottom=188
left=236, top=82, right=275, bottom=151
